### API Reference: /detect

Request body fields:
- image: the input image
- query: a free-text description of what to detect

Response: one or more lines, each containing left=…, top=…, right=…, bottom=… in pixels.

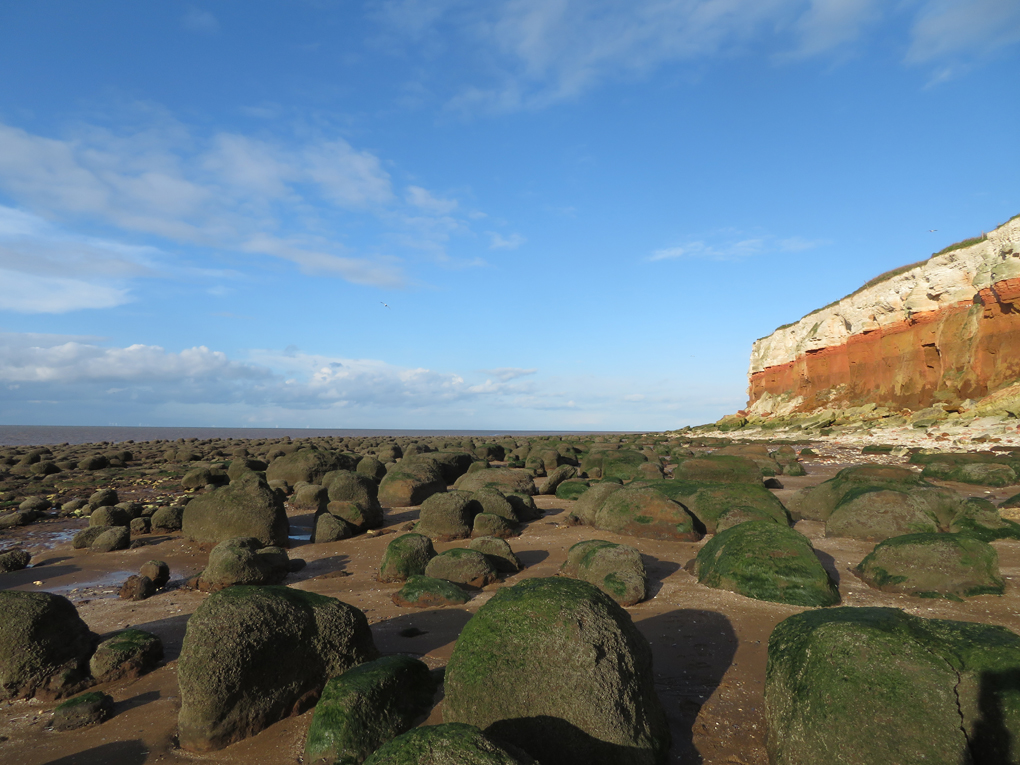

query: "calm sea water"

left=0, top=425, right=627, bottom=447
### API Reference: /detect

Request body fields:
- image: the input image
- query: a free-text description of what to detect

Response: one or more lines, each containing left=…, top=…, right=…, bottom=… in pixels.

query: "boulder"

left=444, top=577, right=670, bottom=765
left=855, top=532, right=1004, bottom=598
left=324, top=470, right=381, bottom=510
left=922, top=460, right=1019, bottom=487
left=363, top=722, right=536, bottom=765
left=505, top=493, right=542, bottom=521
left=119, top=575, right=155, bottom=600
left=0, top=591, right=96, bottom=700
left=594, top=487, right=701, bottom=541
left=378, top=534, right=436, bottom=583
left=140, top=560, right=170, bottom=588
left=948, top=497, right=1020, bottom=541
left=766, top=607, right=1020, bottom=765
left=182, top=470, right=289, bottom=547
left=825, top=488, right=939, bottom=541
left=472, top=488, right=519, bottom=522
left=378, top=460, right=447, bottom=508
left=392, top=576, right=470, bottom=608
left=540, top=464, right=577, bottom=495
left=581, top=449, right=648, bottom=482
left=313, top=513, right=354, bottom=543
left=560, top=540, right=647, bottom=606
left=291, top=483, right=328, bottom=512
left=416, top=491, right=480, bottom=542
left=472, top=513, right=516, bottom=539
left=555, top=479, right=591, bottom=501
left=197, top=537, right=291, bottom=592
left=89, top=629, right=164, bottom=683
left=266, top=448, right=355, bottom=486
left=91, top=526, right=130, bottom=552
left=52, top=691, right=114, bottom=731
left=88, top=488, right=119, bottom=508
left=424, top=549, right=498, bottom=588
left=321, top=500, right=383, bottom=534
left=89, top=506, right=130, bottom=527
left=305, top=655, right=437, bottom=765
left=568, top=482, right=624, bottom=526
left=667, top=482, right=790, bottom=534
left=689, top=522, right=839, bottom=607
left=0, top=549, right=31, bottom=573
left=178, top=585, right=378, bottom=752
left=468, top=537, right=522, bottom=574
left=674, top=456, right=762, bottom=484
left=356, top=456, right=387, bottom=482
left=151, top=504, right=184, bottom=532
left=454, top=469, right=537, bottom=496
left=786, top=465, right=924, bottom=522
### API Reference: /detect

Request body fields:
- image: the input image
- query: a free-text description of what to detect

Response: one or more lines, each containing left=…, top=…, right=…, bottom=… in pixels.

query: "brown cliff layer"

left=747, top=216, right=1020, bottom=416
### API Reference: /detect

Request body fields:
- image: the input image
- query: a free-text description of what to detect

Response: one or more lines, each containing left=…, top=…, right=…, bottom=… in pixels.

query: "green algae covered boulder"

left=52, top=690, right=114, bottom=731
left=178, top=585, right=378, bottom=752
left=378, top=533, right=436, bottom=583
left=555, top=479, right=590, bottom=501
left=766, top=607, right=1020, bottom=765
left=391, top=576, right=470, bottom=608
left=855, top=533, right=1004, bottom=599
left=949, top=497, right=1020, bottom=541
left=266, top=448, right=356, bottom=486
left=787, top=464, right=925, bottom=522
left=424, top=548, right=498, bottom=588
left=923, top=460, right=1019, bottom=486
left=469, top=536, right=522, bottom=574
left=305, top=655, right=437, bottom=765
left=690, top=522, right=839, bottom=607
left=667, top=482, right=790, bottom=534
left=454, top=468, right=537, bottom=496
left=560, top=540, right=647, bottom=606
left=674, top=455, right=762, bottom=484
left=567, top=481, right=623, bottom=526
left=197, top=537, right=291, bottom=592
left=363, top=723, right=535, bottom=765
left=715, top=505, right=786, bottom=532
left=378, top=460, right=447, bottom=508
left=0, top=591, right=97, bottom=700
left=594, top=486, right=701, bottom=541
left=825, top=487, right=939, bottom=541
left=182, top=470, right=289, bottom=547
left=443, top=577, right=670, bottom=765
left=89, top=628, right=163, bottom=683
left=416, top=491, right=480, bottom=542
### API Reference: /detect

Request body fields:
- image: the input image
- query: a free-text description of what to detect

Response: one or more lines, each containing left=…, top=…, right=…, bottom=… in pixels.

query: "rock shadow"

left=384, top=508, right=419, bottom=526
left=967, top=668, right=1020, bottom=764
left=116, top=689, right=161, bottom=713
left=637, top=608, right=738, bottom=764
left=0, top=564, right=81, bottom=591
left=813, top=548, right=841, bottom=587
left=371, top=608, right=474, bottom=657
left=288, top=554, right=351, bottom=583
left=640, top=553, right=683, bottom=599
left=487, top=715, right=664, bottom=765
left=515, top=549, right=549, bottom=568
left=43, top=739, right=148, bottom=765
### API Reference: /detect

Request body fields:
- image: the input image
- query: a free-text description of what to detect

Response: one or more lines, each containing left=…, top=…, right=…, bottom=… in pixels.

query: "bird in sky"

left=929, top=229, right=938, bottom=232
left=381, top=302, right=390, bottom=308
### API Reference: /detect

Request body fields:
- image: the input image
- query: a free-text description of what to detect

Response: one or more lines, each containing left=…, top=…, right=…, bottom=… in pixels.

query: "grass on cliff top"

left=760, top=215, right=1018, bottom=340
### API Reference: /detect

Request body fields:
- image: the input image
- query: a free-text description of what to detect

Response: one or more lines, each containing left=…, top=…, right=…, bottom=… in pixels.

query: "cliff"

left=748, top=214, right=1020, bottom=417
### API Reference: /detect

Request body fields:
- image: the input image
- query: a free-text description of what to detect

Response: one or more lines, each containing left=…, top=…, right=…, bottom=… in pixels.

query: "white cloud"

left=0, top=272, right=130, bottom=313
left=906, top=0, right=1020, bottom=64
left=481, top=367, right=538, bottom=381
left=406, top=185, right=458, bottom=214
left=488, top=231, right=526, bottom=250
left=183, top=8, right=219, bottom=34
left=650, top=230, right=827, bottom=261
left=784, top=0, right=881, bottom=58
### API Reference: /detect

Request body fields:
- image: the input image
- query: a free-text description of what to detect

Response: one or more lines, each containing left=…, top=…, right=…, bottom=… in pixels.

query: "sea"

left=0, top=425, right=629, bottom=447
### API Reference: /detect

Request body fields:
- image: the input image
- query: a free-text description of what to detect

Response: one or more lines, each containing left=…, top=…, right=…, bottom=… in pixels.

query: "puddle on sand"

left=289, top=526, right=313, bottom=542
left=45, top=570, right=136, bottom=598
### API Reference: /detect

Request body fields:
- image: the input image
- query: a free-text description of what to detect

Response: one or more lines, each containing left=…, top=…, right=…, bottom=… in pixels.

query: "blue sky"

left=1, top=1, right=1018, bottom=431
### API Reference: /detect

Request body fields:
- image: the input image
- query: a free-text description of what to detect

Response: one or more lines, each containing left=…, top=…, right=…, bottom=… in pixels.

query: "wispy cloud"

left=649, top=230, right=827, bottom=262
left=488, top=231, right=526, bottom=250
left=481, top=367, right=537, bottom=382
left=906, top=0, right=1020, bottom=64
left=182, top=8, right=219, bottom=35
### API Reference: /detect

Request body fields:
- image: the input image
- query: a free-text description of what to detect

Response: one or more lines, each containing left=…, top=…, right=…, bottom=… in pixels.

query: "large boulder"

left=593, top=487, right=701, bottom=541
left=378, top=533, right=437, bottom=583
left=664, top=482, right=790, bottom=534
left=177, top=585, right=378, bottom=752
left=825, top=488, right=939, bottom=541
left=416, top=491, right=481, bottom=542
left=305, top=655, right=437, bottom=765
left=766, top=607, right=1020, bottom=764
left=424, top=549, right=498, bottom=588
left=786, top=465, right=925, bottom=522
left=568, top=482, right=624, bottom=526
left=197, top=537, right=292, bottom=592
left=363, top=723, right=536, bottom=765
left=378, top=460, right=447, bottom=508
left=560, top=540, right=647, bottom=606
left=89, top=629, right=164, bottom=683
left=444, top=577, right=670, bottom=765
left=323, top=470, right=381, bottom=510
left=453, top=469, right=537, bottom=496
left=855, top=532, right=1004, bottom=598
left=540, top=464, right=577, bottom=495
left=469, top=537, right=522, bottom=574
left=922, top=460, right=1019, bottom=487
left=674, top=456, right=762, bottom=484
left=392, top=576, right=470, bottom=608
left=580, top=449, right=648, bottom=482
left=182, top=470, right=289, bottom=547
left=0, top=591, right=96, bottom=700
left=689, top=522, right=839, bottom=607
left=266, top=448, right=356, bottom=486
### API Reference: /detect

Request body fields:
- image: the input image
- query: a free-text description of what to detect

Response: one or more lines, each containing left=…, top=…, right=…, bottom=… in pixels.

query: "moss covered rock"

left=454, top=469, right=537, bottom=496
left=90, top=526, right=131, bottom=553
left=392, top=576, right=470, bottom=608
left=825, top=488, right=940, bottom=541
left=674, top=456, right=762, bottom=485
left=324, top=470, right=381, bottom=511
left=424, top=549, right=498, bottom=588
left=568, top=482, right=623, bottom=526
left=468, top=537, right=522, bottom=574
left=691, top=522, right=839, bottom=607
left=555, top=479, right=590, bottom=501
left=378, top=461, right=447, bottom=508
left=305, top=655, right=437, bottom=765
left=177, top=585, right=378, bottom=752
left=52, top=691, right=114, bottom=731
left=715, top=505, right=787, bottom=532
left=922, top=460, right=1019, bottom=487
left=89, top=628, right=164, bottom=683
left=356, top=456, right=387, bottom=483
left=378, top=533, right=436, bottom=583
left=0, top=548, right=31, bottom=573
left=560, top=540, right=647, bottom=606
left=0, top=591, right=96, bottom=700
left=266, top=448, right=355, bottom=486
left=540, top=464, right=577, bottom=496
left=363, top=723, right=535, bottom=765
left=766, top=607, right=1020, bottom=765
left=855, top=533, right=1004, bottom=599
left=472, top=512, right=516, bottom=539
left=444, top=577, right=670, bottom=765
left=197, top=537, right=291, bottom=592
left=415, top=491, right=480, bottom=541
left=593, top=487, right=701, bottom=541
left=665, top=482, right=790, bottom=534
left=786, top=465, right=924, bottom=522
left=580, top=449, right=648, bottom=482
left=471, top=489, right=519, bottom=522
left=948, top=497, right=1020, bottom=541
left=182, top=470, right=289, bottom=547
